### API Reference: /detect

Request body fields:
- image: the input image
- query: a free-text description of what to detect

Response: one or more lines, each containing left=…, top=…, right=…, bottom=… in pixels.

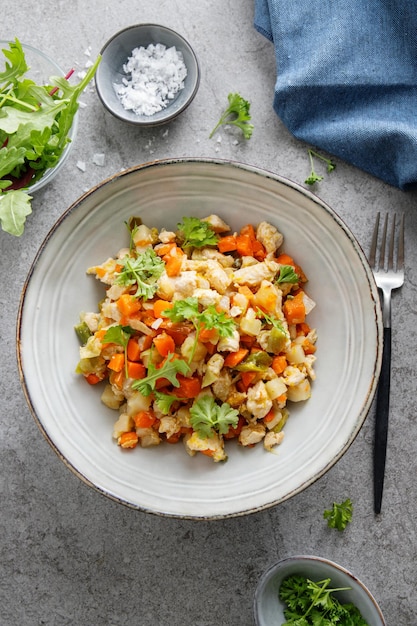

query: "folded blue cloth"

left=255, top=0, right=417, bottom=189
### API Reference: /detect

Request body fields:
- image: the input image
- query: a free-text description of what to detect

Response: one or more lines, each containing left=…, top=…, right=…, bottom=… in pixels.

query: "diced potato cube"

left=286, top=379, right=311, bottom=402
left=265, top=377, right=288, bottom=400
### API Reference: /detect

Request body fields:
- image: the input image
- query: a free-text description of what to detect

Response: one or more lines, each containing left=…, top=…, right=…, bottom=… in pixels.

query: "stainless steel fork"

left=369, top=212, right=405, bottom=514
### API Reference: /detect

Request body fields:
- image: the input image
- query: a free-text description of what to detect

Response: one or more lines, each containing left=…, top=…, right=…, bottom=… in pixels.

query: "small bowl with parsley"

left=254, top=556, right=386, bottom=626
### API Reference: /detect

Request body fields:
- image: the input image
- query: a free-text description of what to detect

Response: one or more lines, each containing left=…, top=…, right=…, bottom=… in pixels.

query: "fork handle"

left=373, top=327, right=391, bottom=514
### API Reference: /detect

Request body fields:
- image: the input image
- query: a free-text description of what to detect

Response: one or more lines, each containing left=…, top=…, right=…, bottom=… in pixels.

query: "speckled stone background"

left=1, top=1, right=416, bottom=624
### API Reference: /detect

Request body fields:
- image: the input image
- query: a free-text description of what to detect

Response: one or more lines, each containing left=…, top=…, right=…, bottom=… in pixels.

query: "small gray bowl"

left=95, top=24, right=200, bottom=126
left=254, top=556, right=386, bottom=626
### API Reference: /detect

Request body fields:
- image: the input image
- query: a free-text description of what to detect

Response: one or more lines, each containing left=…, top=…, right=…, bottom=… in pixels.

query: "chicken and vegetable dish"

left=75, top=214, right=317, bottom=462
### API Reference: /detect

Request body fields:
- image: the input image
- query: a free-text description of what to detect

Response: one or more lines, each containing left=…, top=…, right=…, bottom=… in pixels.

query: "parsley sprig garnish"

left=323, top=498, right=353, bottom=531
left=176, top=216, right=219, bottom=248
left=115, top=248, right=164, bottom=300
left=276, top=264, right=299, bottom=284
left=279, top=574, right=369, bottom=625
left=189, top=395, right=239, bottom=438
left=305, top=149, right=336, bottom=186
left=209, top=92, right=254, bottom=140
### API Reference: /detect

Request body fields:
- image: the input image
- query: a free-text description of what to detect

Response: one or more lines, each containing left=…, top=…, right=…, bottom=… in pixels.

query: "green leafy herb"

left=132, top=352, right=191, bottom=396
left=103, top=325, right=133, bottom=378
left=153, top=391, right=179, bottom=414
left=276, top=264, right=299, bottom=284
left=305, top=148, right=336, bottom=186
left=256, top=308, right=286, bottom=332
left=279, top=574, right=369, bottom=625
left=176, top=216, right=219, bottom=248
left=209, top=92, right=254, bottom=139
left=323, top=498, right=353, bottom=531
left=165, top=297, right=236, bottom=339
left=189, top=395, right=239, bottom=438
left=115, top=248, right=164, bottom=300
left=0, top=38, right=101, bottom=236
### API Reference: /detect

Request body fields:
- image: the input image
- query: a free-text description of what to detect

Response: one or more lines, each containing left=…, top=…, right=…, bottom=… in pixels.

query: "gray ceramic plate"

left=17, top=158, right=382, bottom=518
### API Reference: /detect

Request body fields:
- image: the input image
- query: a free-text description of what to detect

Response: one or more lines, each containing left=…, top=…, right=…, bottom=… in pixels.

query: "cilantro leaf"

left=165, top=297, right=236, bottom=339
left=176, top=216, right=219, bottom=248
left=115, top=248, right=164, bottom=300
left=189, top=395, right=239, bottom=438
left=209, top=92, right=254, bottom=139
left=132, top=353, right=191, bottom=396
left=277, top=264, right=299, bottom=284
left=323, top=498, right=353, bottom=531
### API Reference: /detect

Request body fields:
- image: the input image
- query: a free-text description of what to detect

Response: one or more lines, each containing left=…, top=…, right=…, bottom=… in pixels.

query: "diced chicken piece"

left=264, top=430, right=285, bottom=451
left=256, top=221, right=284, bottom=255
left=202, top=353, right=225, bottom=388
left=239, top=422, right=266, bottom=446
left=226, top=389, right=247, bottom=409
left=282, top=365, right=307, bottom=387
left=233, top=259, right=280, bottom=288
left=86, top=257, right=121, bottom=285
left=304, top=354, right=317, bottom=380
left=193, top=288, right=223, bottom=308
left=192, top=248, right=235, bottom=267
left=201, top=214, right=231, bottom=233
left=217, top=328, right=240, bottom=353
left=212, top=369, right=233, bottom=402
left=204, top=260, right=233, bottom=294
left=158, top=229, right=176, bottom=243
left=81, top=311, right=100, bottom=332
left=184, top=431, right=227, bottom=462
left=246, top=380, right=273, bottom=419
left=157, top=270, right=198, bottom=301
left=158, top=416, right=181, bottom=439
left=100, top=299, right=122, bottom=323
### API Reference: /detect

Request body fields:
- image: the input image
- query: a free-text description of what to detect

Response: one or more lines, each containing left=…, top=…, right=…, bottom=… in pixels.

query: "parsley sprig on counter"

left=209, top=92, right=254, bottom=139
left=305, top=148, right=336, bottom=186
left=323, top=498, right=353, bottom=531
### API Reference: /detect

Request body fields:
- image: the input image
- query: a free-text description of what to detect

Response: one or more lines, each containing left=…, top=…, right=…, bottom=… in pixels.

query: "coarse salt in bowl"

left=95, top=24, right=200, bottom=126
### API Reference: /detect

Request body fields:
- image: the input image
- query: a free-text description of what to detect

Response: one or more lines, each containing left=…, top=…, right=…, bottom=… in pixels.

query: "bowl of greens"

left=254, top=556, right=386, bottom=626
left=0, top=38, right=100, bottom=236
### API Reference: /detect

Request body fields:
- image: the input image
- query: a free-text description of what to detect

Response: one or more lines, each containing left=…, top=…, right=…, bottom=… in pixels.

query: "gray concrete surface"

left=2, top=1, right=416, bottom=624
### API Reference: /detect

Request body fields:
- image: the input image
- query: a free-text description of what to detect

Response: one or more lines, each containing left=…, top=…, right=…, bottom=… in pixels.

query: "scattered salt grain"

left=76, top=161, right=86, bottom=172
left=93, top=153, right=105, bottom=166
left=114, top=43, right=187, bottom=116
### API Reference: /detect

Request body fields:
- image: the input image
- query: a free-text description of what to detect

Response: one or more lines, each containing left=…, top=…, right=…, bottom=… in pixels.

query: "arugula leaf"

left=102, top=325, right=133, bottom=378
left=132, top=353, right=191, bottom=396
left=115, top=248, right=164, bottom=300
left=153, top=391, right=179, bottom=414
left=323, top=498, right=353, bottom=531
left=277, top=264, right=299, bottom=284
left=209, top=92, right=254, bottom=139
left=190, top=395, right=239, bottom=438
left=0, top=189, right=32, bottom=235
left=176, top=216, right=219, bottom=248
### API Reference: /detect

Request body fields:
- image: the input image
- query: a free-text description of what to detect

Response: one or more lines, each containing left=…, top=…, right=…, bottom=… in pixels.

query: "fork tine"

left=369, top=212, right=380, bottom=267
left=397, top=213, right=405, bottom=271
left=380, top=214, right=388, bottom=271
left=387, top=214, right=396, bottom=271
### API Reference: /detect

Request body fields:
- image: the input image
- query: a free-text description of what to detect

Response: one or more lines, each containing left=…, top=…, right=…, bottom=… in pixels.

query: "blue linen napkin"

left=254, top=0, right=417, bottom=190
